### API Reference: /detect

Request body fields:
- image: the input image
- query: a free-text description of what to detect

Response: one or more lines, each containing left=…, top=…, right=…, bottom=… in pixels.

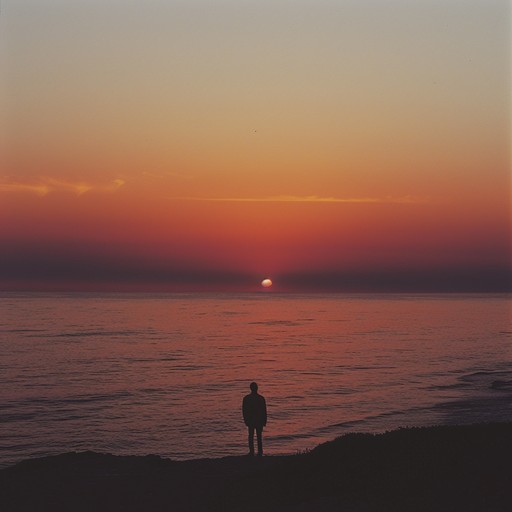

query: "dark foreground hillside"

left=1, top=423, right=511, bottom=511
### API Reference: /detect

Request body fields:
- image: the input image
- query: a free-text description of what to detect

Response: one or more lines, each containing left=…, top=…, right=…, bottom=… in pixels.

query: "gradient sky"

left=1, top=0, right=510, bottom=292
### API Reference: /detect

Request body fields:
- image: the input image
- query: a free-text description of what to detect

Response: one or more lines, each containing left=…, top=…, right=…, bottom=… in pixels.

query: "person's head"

left=250, top=382, right=258, bottom=393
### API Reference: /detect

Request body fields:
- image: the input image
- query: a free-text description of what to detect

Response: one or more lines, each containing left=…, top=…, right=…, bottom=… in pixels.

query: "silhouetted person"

left=242, top=382, right=267, bottom=456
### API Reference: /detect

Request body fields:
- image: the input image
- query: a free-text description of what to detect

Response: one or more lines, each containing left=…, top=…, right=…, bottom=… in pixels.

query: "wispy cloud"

left=0, top=182, right=51, bottom=196
left=171, top=195, right=428, bottom=204
left=0, top=177, right=125, bottom=196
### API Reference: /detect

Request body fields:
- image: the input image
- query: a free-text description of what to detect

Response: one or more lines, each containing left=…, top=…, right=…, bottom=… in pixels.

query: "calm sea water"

left=0, top=293, right=511, bottom=468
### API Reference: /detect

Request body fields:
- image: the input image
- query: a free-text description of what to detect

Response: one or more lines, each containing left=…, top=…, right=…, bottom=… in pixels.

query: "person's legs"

left=248, top=426, right=255, bottom=455
left=256, top=426, right=263, bottom=456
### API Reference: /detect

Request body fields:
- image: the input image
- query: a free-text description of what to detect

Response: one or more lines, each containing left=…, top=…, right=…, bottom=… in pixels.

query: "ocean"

left=0, top=292, right=510, bottom=468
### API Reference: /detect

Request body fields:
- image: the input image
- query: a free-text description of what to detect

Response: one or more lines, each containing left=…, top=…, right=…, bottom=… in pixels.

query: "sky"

left=0, top=0, right=510, bottom=292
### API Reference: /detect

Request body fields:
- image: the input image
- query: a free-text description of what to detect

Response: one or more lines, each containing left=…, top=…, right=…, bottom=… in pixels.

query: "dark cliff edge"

left=1, top=423, right=511, bottom=511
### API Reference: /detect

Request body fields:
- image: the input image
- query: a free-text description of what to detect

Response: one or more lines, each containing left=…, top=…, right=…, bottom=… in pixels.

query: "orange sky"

left=1, top=0, right=510, bottom=292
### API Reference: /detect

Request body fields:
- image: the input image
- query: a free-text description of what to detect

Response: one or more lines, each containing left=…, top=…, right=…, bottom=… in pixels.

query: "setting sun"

left=261, top=278, right=273, bottom=288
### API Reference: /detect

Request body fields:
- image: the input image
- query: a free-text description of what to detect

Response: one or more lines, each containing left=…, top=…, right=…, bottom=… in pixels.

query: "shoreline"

left=1, top=422, right=511, bottom=511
